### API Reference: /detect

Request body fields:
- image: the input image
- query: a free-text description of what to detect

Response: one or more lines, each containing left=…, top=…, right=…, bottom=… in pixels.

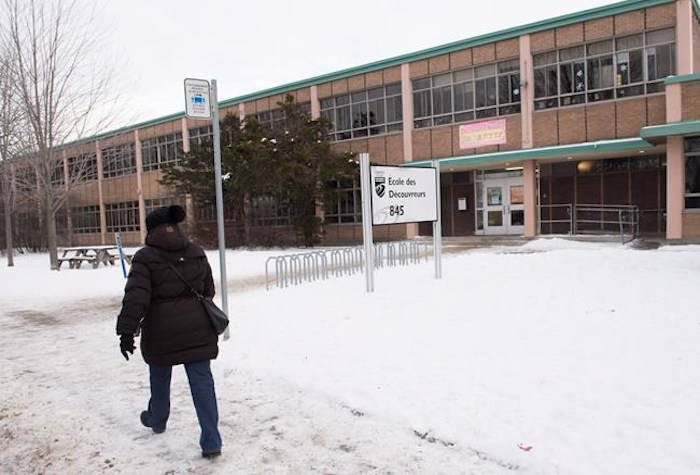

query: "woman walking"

left=116, top=205, right=222, bottom=459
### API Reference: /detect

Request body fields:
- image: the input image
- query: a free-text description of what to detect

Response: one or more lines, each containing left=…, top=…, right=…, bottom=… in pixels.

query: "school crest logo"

left=375, top=176, right=386, bottom=198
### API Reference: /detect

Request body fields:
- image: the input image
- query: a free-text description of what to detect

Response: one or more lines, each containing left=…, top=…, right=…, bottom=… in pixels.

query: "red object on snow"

left=518, top=444, right=533, bottom=452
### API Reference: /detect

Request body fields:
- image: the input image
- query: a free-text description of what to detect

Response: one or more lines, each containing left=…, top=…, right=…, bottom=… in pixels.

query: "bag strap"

left=150, top=247, right=204, bottom=300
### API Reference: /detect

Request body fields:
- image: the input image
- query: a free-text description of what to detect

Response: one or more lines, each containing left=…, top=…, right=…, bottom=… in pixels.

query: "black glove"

left=120, top=334, right=135, bottom=361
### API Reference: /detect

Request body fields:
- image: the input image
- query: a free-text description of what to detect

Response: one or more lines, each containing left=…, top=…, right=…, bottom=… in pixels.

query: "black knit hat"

left=146, top=205, right=186, bottom=233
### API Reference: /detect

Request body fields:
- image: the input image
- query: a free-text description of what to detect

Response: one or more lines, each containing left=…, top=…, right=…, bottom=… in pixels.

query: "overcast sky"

left=97, top=0, right=613, bottom=131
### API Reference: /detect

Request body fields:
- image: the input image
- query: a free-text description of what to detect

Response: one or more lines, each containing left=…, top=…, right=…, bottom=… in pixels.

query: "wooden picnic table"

left=58, top=245, right=119, bottom=269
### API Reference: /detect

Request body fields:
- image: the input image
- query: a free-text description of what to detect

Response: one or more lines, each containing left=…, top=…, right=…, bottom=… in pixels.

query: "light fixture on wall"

left=577, top=160, right=594, bottom=173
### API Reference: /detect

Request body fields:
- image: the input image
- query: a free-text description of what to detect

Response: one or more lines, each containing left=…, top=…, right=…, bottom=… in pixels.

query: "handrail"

left=539, top=203, right=640, bottom=243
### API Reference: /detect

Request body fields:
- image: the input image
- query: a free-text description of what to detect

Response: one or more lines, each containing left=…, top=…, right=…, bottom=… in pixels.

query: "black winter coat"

left=116, top=224, right=218, bottom=366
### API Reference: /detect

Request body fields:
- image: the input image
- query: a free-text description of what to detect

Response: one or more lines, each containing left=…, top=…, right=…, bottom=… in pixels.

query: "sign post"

left=359, top=153, right=441, bottom=292
left=115, top=232, right=127, bottom=279
left=184, top=78, right=230, bottom=340
left=359, top=153, right=374, bottom=293
left=431, top=160, right=442, bottom=279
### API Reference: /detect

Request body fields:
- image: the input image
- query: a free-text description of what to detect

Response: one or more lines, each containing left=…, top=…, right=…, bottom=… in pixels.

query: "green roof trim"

left=664, top=73, right=700, bottom=85
left=405, top=138, right=655, bottom=169
left=640, top=120, right=700, bottom=139
left=65, top=0, right=673, bottom=149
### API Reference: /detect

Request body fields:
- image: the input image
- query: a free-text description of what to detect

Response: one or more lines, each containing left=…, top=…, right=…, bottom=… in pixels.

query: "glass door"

left=508, top=181, right=525, bottom=235
left=484, top=183, right=506, bottom=235
left=481, top=175, right=525, bottom=235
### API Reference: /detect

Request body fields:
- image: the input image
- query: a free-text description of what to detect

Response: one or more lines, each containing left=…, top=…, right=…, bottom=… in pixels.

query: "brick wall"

left=683, top=212, right=700, bottom=238
left=681, top=81, right=700, bottom=120
left=533, top=95, right=666, bottom=146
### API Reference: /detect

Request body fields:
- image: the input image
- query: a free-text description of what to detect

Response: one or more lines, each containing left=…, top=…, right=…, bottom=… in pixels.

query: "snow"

left=1, top=240, right=700, bottom=474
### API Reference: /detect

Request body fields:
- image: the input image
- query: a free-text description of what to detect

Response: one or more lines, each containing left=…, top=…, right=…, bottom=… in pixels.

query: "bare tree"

left=2, top=0, right=116, bottom=270
left=0, top=41, right=29, bottom=266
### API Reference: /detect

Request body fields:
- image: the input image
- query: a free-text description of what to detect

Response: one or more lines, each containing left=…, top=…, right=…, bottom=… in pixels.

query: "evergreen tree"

left=161, top=95, right=355, bottom=247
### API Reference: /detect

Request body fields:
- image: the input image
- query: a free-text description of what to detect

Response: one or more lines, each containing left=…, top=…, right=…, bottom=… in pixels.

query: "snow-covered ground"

left=1, top=239, right=699, bottom=474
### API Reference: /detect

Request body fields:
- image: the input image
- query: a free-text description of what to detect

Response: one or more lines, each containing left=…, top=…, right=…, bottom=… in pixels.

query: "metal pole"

left=359, top=153, right=374, bottom=292
left=432, top=159, right=442, bottom=279
left=210, top=79, right=230, bottom=340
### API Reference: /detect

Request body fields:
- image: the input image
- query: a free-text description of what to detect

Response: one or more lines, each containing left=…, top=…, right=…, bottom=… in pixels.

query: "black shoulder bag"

left=158, top=253, right=229, bottom=335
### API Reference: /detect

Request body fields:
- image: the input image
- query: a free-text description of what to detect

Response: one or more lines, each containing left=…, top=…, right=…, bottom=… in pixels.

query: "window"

left=534, top=52, right=559, bottom=109
left=71, top=205, right=100, bottom=234
left=141, top=132, right=183, bottom=171
left=586, top=40, right=615, bottom=102
left=474, top=64, right=498, bottom=118
left=615, top=34, right=644, bottom=97
left=249, top=195, right=291, bottom=226
left=51, top=161, right=65, bottom=187
left=558, top=46, right=586, bottom=106
left=145, top=198, right=184, bottom=216
left=189, top=125, right=213, bottom=149
left=101, top=143, right=135, bottom=178
left=325, top=180, right=362, bottom=224
left=685, top=137, right=700, bottom=209
left=105, top=201, right=140, bottom=232
left=14, top=167, right=35, bottom=194
left=413, top=60, right=520, bottom=128
left=67, top=153, right=98, bottom=182
left=321, top=84, right=402, bottom=141
left=534, top=28, right=675, bottom=110
left=646, top=28, right=676, bottom=93
left=256, top=102, right=311, bottom=130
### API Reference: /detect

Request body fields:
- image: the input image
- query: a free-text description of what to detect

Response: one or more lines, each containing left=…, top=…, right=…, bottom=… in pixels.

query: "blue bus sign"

left=184, top=78, right=211, bottom=118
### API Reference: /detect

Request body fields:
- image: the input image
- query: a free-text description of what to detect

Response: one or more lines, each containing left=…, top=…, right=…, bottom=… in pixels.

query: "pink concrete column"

left=523, top=160, right=537, bottom=237
left=239, top=102, right=246, bottom=122
left=95, top=140, right=107, bottom=245
left=180, top=117, right=196, bottom=234
left=400, top=63, right=413, bottom=163
left=401, top=63, right=419, bottom=238
left=519, top=34, right=534, bottom=149
left=134, top=130, right=146, bottom=244
left=667, top=136, right=685, bottom=240
left=677, top=0, right=694, bottom=75
left=181, top=117, right=190, bottom=153
left=310, top=85, right=320, bottom=120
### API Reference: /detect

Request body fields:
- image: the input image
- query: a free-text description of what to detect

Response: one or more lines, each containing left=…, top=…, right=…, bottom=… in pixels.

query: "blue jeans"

left=148, top=360, right=222, bottom=453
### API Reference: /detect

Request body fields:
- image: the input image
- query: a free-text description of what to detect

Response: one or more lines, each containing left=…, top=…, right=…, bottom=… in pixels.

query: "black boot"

left=202, top=450, right=221, bottom=459
left=140, top=410, right=165, bottom=434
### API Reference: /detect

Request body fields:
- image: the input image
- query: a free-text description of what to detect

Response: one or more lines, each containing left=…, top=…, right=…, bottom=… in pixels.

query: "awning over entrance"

left=640, top=120, right=700, bottom=145
left=406, top=137, right=655, bottom=169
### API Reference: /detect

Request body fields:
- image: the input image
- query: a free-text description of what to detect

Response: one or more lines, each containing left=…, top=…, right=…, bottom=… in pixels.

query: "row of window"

left=249, top=196, right=292, bottom=227
left=686, top=137, right=700, bottom=209
left=413, top=59, right=521, bottom=129
left=102, top=143, right=136, bottom=178
left=321, top=84, right=403, bottom=141
left=325, top=180, right=362, bottom=224
left=141, top=133, right=183, bottom=171
left=256, top=102, right=311, bottom=130
left=534, top=28, right=675, bottom=110
left=67, top=153, right=98, bottom=182
left=69, top=198, right=183, bottom=234
left=71, top=205, right=101, bottom=234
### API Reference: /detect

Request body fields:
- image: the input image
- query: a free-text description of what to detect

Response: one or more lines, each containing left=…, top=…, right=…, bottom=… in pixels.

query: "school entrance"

left=476, top=170, right=525, bottom=236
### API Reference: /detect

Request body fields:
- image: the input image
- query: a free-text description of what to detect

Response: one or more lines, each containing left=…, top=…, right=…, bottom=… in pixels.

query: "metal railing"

left=539, top=204, right=574, bottom=235
left=265, top=240, right=431, bottom=290
left=539, top=203, right=640, bottom=243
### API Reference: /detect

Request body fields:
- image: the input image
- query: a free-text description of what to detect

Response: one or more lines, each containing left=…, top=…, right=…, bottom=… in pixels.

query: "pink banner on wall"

left=459, top=118, right=507, bottom=149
